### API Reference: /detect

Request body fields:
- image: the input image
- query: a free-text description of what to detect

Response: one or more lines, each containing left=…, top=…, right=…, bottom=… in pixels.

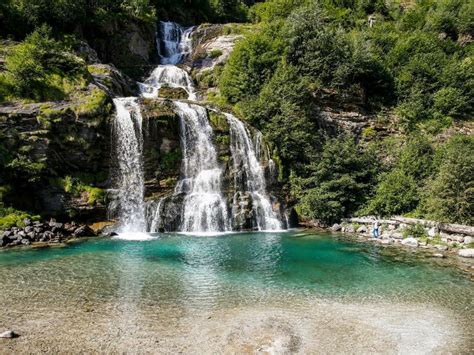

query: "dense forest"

left=0, top=0, right=472, bottom=228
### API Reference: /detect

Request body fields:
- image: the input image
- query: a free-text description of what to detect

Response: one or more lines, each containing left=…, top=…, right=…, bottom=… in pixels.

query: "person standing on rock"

left=372, top=221, right=379, bottom=238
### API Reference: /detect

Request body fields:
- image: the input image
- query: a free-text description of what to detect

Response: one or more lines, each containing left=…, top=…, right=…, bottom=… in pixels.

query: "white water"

left=139, top=65, right=196, bottom=100
left=225, top=113, right=282, bottom=231
left=174, top=102, right=229, bottom=232
left=158, top=22, right=194, bottom=65
left=112, top=98, right=147, bottom=233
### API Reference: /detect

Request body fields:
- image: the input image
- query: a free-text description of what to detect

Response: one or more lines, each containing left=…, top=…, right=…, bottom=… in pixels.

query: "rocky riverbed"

left=0, top=218, right=96, bottom=248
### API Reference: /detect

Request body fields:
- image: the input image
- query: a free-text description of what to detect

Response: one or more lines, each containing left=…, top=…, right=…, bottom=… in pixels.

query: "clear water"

left=0, top=231, right=472, bottom=352
left=0, top=231, right=472, bottom=306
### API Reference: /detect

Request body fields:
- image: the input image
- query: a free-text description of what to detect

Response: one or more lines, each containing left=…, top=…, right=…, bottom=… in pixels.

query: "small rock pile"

left=1, top=218, right=96, bottom=248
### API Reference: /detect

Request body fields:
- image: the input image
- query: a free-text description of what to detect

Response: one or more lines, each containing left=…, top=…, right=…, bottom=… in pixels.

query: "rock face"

left=84, top=19, right=158, bottom=80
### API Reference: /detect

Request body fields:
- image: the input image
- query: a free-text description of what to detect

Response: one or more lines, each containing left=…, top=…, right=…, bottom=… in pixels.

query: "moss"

left=208, top=111, right=229, bottom=132
left=158, top=87, right=188, bottom=100
left=84, top=186, right=105, bottom=206
left=0, top=209, right=40, bottom=230
left=209, top=49, right=223, bottom=59
left=87, top=65, right=111, bottom=76
left=72, top=87, right=111, bottom=117
left=362, top=127, right=376, bottom=139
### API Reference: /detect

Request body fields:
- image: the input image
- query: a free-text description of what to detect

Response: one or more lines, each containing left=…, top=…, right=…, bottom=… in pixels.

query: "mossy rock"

left=158, top=87, right=188, bottom=100
left=208, top=111, right=229, bottom=132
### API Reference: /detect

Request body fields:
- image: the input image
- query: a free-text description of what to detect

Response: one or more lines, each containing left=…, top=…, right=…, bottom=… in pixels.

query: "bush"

left=361, top=168, right=419, bottom=217
left=3, top=25, right=86, bottom=101
left=402, top=223, right=428, bottom=239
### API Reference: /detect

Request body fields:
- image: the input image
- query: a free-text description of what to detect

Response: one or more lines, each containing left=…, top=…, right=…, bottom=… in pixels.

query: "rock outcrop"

left=1, top=218, right=96, bottom=248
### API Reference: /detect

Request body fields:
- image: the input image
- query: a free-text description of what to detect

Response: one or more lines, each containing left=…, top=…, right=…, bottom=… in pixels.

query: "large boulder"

left=401, top=237, right=419, bottom=247
left=458, top=249, right=474, bottom=258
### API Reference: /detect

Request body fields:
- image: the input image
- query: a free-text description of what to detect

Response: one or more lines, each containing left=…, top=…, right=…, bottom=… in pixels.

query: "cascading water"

left=112, top=98, right=147, bottom=234
left=138, top=65, right=196, bottom=100
left=174, top=102, right=229, bottom=233
left=111, top=20, right=283, bottom=234
left=225, top=113, right=282, bottom=231
left=158, top=22, right=194, bottom=65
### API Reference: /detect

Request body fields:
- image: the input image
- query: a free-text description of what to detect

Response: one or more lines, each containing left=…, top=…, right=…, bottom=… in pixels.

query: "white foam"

left=113, top=232, right=157, bottom=241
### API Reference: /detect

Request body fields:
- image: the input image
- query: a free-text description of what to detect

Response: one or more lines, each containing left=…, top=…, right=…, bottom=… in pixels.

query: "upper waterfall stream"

left=111, top=21, right=284, bottom=235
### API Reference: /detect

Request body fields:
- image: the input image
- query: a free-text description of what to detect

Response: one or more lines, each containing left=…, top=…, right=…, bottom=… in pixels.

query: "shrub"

left=402, top=223, right=428, bottom=239
left=362, top=168, right=419, bottom=217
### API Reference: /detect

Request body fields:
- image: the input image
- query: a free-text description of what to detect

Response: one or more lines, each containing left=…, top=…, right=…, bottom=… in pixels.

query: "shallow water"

left=0, top=231, right=472, bottom=353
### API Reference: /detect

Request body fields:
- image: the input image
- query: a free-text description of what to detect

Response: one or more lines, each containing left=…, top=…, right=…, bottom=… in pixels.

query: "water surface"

left=0, top=231, right=472, bottom=353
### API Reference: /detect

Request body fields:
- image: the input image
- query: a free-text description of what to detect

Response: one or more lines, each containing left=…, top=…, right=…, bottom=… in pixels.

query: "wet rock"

left=458, top=249, right=474, bottom=258
left=73, top=225, right=94, bottom=237
left=20, top=239, right=31, bottom=246
left=401, top=237, right=419, bottom=247
left=357, top=225, right=368, bottom=234
left=0, top=330, right=18, bottom=338
left=331, top=223, right=342, bottom=232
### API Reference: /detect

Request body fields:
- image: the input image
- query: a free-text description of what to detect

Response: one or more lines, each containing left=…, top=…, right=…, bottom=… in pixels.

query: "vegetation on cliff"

left=217, top=0, right=473, bottom=225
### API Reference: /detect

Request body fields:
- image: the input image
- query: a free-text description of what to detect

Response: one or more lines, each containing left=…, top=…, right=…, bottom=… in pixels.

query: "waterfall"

left=174, top=102, right=229, bottom=233
left=225, top=113, right=282, bottom=231
left=158, top=22, right=194, bottom=65
left=110, top=21, right=283, bottom=234
left=112, top=98, right=147, bottom=233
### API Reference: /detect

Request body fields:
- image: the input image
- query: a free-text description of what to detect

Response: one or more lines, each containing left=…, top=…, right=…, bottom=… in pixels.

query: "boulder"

left=464, top=236, right=473, bottom=244
left=20, top=239, right=31, bottom=246
left=401, top=237, right=419, bottom=247
left=391, top=232, right=404, bottom=240
left=345, top=225, right=355, bottom=233
left=22, top=218, right=32, bottom=226
left=357, top=225, right=368, bottom=234
left=458, top=249, right=474, bottom=258
left=449, top=234, right=465, bottom=243
left=330, top=223, right=342, bottom=232
left=73, top=225, right=95, bottom=237
left=434, top=244, right=448, bottom=251
left=427, top=227, right=438, bottom=237
left=432, top=253, right=445, bottom=258
left=0, top=330, right=18, bottom=338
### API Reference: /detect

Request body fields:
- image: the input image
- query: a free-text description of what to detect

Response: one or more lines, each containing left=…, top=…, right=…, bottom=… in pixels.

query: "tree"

left=219, top=30, right=282, bottom=104
left=422, top=135, right=473, bottom=225
left=293, top=135, right=378, bottom=225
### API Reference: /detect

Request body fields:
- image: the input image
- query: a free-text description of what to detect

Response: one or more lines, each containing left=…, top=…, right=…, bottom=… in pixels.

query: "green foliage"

left=292, top=135, right=378, bottom=225
left=402, top=223, right=428, bottom=239
left=421, top=135, right=473, bottom=225
left=209, top=49, right=223, bottom=58
left=55, top=176, right=105, bottom=206
left=2, top=25, right=87, bottom=102
left=0, top=207, right=40, bottom=230
left=220, top=30, right=283, bottom=104
left=362, top=168, right=419, bottom=217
